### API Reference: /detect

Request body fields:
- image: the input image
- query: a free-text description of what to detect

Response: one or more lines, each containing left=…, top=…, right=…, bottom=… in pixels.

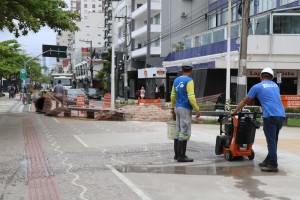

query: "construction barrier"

left=138, top=98, right=161, bottom=108
left=77, top=94, right=85, bottom=114
left=281, top=95, right=300, bottom=108
left=104, top=93, right=111, bottom=108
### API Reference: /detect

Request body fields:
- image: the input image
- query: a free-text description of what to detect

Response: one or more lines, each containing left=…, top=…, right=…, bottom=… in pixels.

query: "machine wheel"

left=225, top=150, right=233, bottom=161
left=248, top=149, right=255, bottom=160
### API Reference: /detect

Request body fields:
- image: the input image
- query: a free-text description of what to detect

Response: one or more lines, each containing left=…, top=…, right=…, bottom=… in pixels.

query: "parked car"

left=65, top=89, right=89, bottom=106
left=85, top=88, right=102, bottom=100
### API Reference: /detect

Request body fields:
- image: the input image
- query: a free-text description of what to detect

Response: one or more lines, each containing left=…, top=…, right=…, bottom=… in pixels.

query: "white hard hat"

left=261, top=67, right=274, bottom=77
left=181, top=62, right=192, bottom=70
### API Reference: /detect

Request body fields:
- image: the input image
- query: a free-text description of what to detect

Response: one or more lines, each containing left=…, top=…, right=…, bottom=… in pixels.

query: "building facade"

left=163, top=0, right=300, bottom=103
left=113, top=0, right=164, bottom=99
left=56, top=0, right=106, bottom=88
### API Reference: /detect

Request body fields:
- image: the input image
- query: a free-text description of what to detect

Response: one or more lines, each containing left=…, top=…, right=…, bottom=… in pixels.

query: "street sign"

left=42, top=45, right=67, bottom=58
left=277, top=73, right=282, bottom=84
left=20, top=69, right=26, bottom=80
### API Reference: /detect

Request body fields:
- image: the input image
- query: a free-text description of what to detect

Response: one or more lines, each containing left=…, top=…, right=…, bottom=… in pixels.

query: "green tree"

left=0, top=0, right=80, bottom=37
left=95, top=48, right=112, bottom=80
left=172, top=42, right=184, bottom=51
left=0, top=39, right=43, bottom=79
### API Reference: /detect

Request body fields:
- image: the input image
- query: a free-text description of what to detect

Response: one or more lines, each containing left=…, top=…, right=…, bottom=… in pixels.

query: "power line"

left=131, top=1, right=239, bottom=51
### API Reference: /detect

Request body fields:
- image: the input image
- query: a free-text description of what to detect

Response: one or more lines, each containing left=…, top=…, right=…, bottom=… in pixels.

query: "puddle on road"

left=115, top=162, right=289, bottom=200
left=115, top=161, right=256, bottom=176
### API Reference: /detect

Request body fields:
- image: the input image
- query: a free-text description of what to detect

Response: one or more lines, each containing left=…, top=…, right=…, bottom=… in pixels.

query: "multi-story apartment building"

left=56, top=0, right=106, bottom=88
left=113, top=0, right=163, bottom=99
left=162, top=0, right=300, bottom=103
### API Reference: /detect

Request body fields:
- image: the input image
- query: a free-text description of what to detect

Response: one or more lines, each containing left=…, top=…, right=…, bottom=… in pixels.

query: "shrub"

left=285, top=107, right=300, bottom=113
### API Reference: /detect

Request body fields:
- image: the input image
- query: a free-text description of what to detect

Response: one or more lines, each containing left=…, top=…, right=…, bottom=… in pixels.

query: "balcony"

left=132, top=24, right=161, bottom=40
left=247, top=35, right=300, bottom=69
left=132, top=1, right=161, bottom=20
left=132, top=46, right=161, bottom=58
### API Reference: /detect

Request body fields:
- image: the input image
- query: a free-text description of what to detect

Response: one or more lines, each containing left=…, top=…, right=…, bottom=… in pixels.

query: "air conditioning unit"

left=181, top=12, right=187, bottom=17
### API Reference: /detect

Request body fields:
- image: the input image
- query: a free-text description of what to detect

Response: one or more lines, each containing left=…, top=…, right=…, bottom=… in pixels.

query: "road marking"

left=106, top=165, right=151, bottom=200
left=74, top=135, right=89, bottom=148
left=62, top=157, right=89, bottom=200
left=52, top=117, right=60, bottom=123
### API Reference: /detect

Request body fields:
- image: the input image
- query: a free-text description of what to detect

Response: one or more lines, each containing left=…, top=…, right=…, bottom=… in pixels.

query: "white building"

left=56, top=0, right=106, bottom=87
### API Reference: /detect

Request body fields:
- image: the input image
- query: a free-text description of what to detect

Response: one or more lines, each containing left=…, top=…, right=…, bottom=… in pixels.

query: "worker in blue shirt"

left=170, top=62, right=200, bottom=162
left=231, top=67, right=285, bottom=172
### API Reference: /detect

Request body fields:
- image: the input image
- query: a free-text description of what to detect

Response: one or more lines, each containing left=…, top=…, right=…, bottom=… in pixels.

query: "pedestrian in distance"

left=155, top=84, right=159, bottom=99
left=170, top=62, right=200, bottom=162
left=53, top=79, right=64, bottom=107
left=159, top=84, right=165, bottom=99
left=231, top=67, right=285, bottom=172
left=140, top=86, right=146, bottom=99
left=8, top=84, right=16, bottom=99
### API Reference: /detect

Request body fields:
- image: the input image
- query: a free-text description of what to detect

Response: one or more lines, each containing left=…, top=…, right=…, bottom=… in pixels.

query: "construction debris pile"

left=119, top=104, right=172, bottom=122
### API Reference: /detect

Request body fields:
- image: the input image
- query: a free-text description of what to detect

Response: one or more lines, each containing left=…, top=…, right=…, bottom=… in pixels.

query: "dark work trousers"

left=263, top=116, right=284, bottom=167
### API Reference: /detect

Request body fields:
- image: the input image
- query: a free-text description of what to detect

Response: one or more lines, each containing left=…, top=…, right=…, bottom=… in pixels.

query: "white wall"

left=74, top=12, right=105, bottom=49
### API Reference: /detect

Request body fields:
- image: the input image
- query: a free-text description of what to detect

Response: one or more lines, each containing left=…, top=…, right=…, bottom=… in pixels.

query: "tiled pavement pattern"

left=33, top=116, right=214, bottom=200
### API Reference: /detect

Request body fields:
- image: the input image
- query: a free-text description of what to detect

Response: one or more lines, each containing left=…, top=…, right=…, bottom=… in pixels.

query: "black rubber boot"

left=259, top=155, right=270, bottom=167
left=174, top=139, right=178, bottom=160
left=261, top=163, right=278, bottom=172
left=177, top=140, right=193, bottom=162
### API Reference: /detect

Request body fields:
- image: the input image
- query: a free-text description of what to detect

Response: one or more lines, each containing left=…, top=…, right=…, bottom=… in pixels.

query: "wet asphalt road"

left=0, top=93, right=299, bottom=200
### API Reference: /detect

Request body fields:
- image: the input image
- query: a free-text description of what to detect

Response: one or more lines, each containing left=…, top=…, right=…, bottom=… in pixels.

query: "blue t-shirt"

left=247, top=80, right=285, bottom=118
left=173, top=76, right=193, bottom=110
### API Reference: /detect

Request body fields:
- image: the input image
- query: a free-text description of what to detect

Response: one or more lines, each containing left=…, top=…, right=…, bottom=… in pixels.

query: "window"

left=221, top=8, right=228, bottom=25
left=217, top=11, right=222, bottom=26
left=154, top=14, right=160, bottom=25
left=201, top=32, right=212, bottom=45
left=232, top=3, right=237, bottom=22
left=194, top=36, right=201, bottom=47
left=249, top=15, right=270, bottom=35
left=231, top=24, right=240, bottom=38
left=84, top=4, right=87, bottom=8
left=249, top=0, right=254, bottom=16
left=92, top=4, right=95, bottom=8
left=258, top=0, right=276, bottom=13
left=184, top=38, right=193, bottom=49
left=273, top=15, right=300, bottom=34
left=153, top=39, right=160, bottom=47
left=208, top=12, right=217, bottom=29
left=281, top=0, right=297, bottom=5
left=213, top=28, right=225, bottom=43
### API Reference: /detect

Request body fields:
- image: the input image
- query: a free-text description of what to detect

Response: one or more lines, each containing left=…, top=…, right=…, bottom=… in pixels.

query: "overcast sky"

left=0, top=0, right=70, bottom=66
left=0, top=27, right=57, bottom=56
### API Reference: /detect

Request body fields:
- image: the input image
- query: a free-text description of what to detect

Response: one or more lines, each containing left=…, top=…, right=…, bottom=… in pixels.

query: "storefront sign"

left=247, top=70, right=297, bottom=78
left=138, top=67, right=166, bottom=78
left=281, top=95, right=300, bottom=108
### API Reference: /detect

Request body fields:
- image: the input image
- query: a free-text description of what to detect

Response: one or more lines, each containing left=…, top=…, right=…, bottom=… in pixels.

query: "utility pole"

left=90, top=41, right=93, bottom=87
left=146, top=0, right=151, bottom=67
left=226, top=0, right=232, bottom=110
left=123, top=15, right=128, bottom=101
left=111, top=2, right=116, bottom=109
left=116, top=7, right=129, bottom=101
left=236, top=0, right=250, bottom=103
